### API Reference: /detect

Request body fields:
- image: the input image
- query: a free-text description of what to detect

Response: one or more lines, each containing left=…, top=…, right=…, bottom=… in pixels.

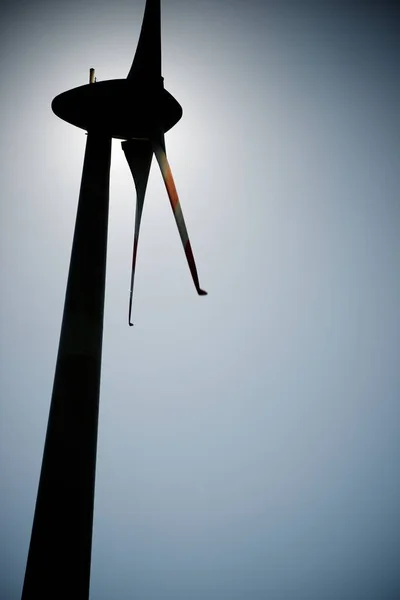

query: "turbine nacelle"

left=52, top=78, right=183, bottom=140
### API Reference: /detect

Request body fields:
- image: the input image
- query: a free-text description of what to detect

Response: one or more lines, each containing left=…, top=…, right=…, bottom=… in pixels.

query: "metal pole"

left=22, top=131, right=112, bottom=600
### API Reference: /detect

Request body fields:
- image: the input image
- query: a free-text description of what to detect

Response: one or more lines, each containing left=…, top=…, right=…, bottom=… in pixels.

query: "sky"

left=1, top=0, right=399, bottom=598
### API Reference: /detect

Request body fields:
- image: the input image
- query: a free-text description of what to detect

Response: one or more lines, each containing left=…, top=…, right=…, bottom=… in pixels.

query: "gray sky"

left=1, top=1, right=399, bottom=598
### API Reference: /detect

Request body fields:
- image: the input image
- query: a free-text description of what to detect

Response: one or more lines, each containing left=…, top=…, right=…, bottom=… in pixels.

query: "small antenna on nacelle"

left=89, top=68, right=95, bottom=84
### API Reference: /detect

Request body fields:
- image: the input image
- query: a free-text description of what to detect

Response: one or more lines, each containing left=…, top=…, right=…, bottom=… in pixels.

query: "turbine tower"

left=21, top=2, right=206, bottom=599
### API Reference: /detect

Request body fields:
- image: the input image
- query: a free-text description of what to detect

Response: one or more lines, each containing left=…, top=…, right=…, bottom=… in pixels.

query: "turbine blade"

left=122, top=138, right=153, bottom=325
left=152, top=135, right=207, bottom=296
left=127, top=0, right=161, bottom=84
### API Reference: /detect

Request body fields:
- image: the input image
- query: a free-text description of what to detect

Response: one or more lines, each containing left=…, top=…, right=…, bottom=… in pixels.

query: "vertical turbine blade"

left=127, top=0, right=161, bottom=83
left=122, top=139, right=154, bottom=325
left=152, top=135, right=207, bottom=296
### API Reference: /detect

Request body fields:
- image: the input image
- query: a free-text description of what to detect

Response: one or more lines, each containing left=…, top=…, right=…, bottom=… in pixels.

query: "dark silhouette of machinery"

left=21, top=2, right=206, bottom=599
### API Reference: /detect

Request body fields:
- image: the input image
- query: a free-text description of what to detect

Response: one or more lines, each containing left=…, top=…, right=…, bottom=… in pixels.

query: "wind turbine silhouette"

left=21, top=2, right=206, bottom=599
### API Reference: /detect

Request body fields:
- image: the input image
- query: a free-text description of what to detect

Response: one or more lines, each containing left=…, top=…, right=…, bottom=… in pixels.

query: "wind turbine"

left=21, top=1, right=206, bottom=599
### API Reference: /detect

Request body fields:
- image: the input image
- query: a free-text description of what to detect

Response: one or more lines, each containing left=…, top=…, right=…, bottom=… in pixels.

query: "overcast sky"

left=1, top=1, right=399, bottom=599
